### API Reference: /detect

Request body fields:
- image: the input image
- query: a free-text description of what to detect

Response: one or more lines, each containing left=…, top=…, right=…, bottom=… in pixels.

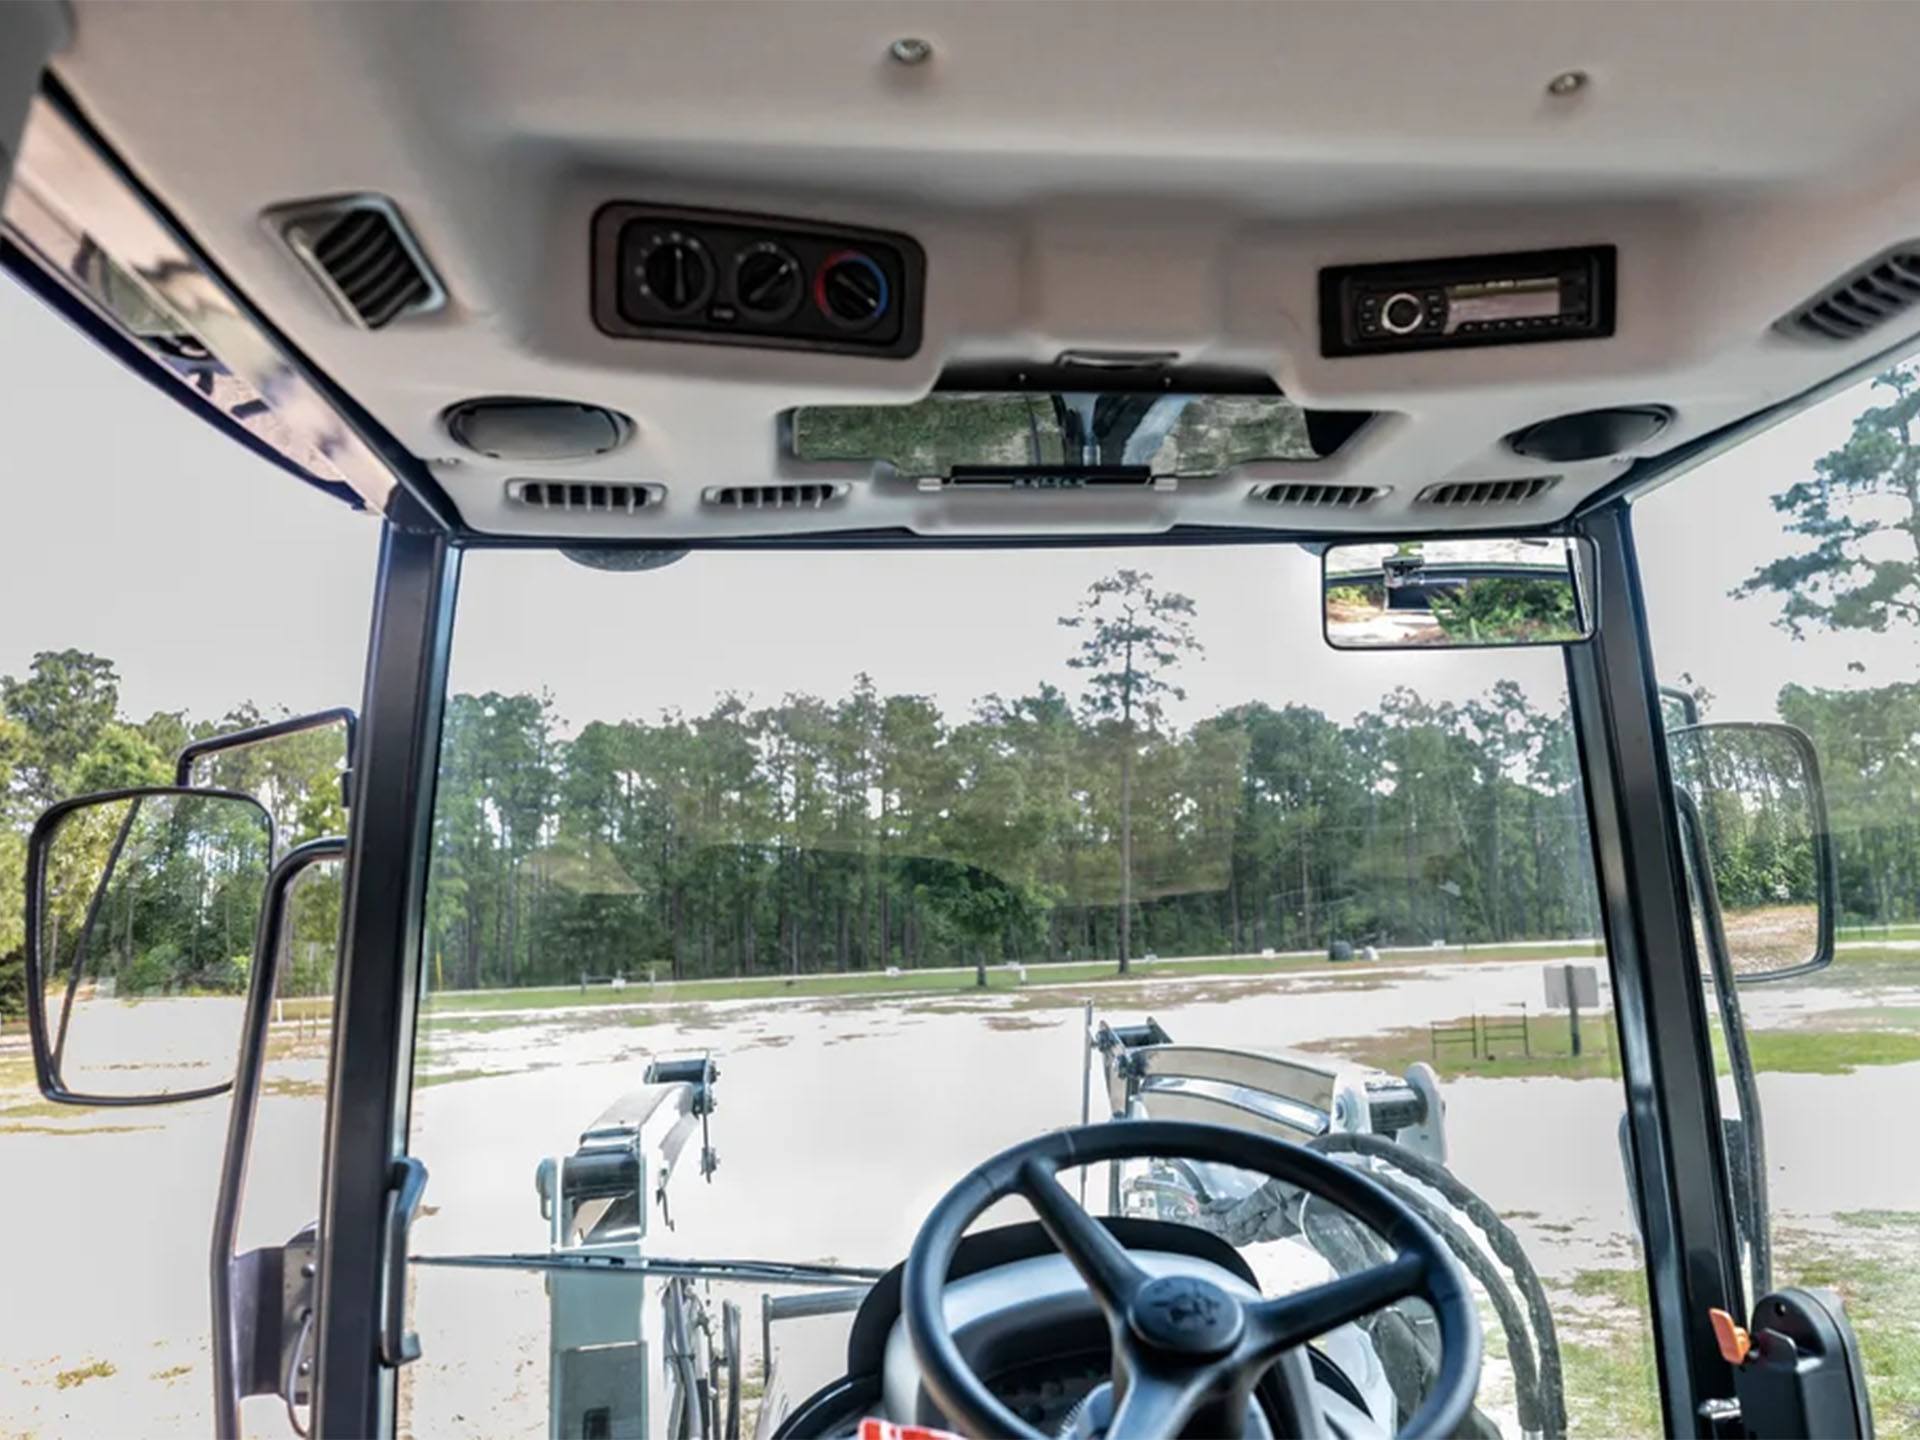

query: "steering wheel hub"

left=1128, top=1274, right=1245, bottom=1358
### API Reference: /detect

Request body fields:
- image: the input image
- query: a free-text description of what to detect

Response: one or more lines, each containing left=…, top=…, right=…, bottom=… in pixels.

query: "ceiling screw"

left=889, top=36, right=934, bottom=66
left=1546, top=69, right=1588, bottom=97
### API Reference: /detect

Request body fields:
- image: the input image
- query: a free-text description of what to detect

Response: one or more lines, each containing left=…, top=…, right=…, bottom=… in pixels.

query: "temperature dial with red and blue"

left=814, top=250, right=891, bottom=330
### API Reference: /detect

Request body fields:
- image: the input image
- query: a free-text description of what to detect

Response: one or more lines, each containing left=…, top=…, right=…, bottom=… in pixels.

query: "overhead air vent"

left=507, top=479, right=661, bottom=514
left=702, top=483, right=849, bottom=510
left=1417, top=476, right=1560, bottom=507
left=1250, top=482, right=1382, bottom=509
left=1781, top=246, right=1920, bottom=342
left=269, top=195, right=445, bottom=329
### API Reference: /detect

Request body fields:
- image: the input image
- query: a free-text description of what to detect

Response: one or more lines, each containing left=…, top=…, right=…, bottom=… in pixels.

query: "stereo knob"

left=733, top=242, right=803, bottom=321
left=635, top=231, right=715, bottom=315
left=1380, top=292, right=1425, bottom=336
left=815, top=250, right=890, bottom=329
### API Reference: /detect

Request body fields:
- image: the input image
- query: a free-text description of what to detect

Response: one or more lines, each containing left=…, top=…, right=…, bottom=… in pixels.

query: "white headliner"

left=45, top=0, right=1920, bottom=539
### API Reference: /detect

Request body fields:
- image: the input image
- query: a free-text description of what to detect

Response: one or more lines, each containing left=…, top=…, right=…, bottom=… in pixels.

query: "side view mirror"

left=1323, top=535, right=1597, bottom=650
left=1668, top=721, right=1838, bottom=985
left=24, top=785, right=273, bottom=1104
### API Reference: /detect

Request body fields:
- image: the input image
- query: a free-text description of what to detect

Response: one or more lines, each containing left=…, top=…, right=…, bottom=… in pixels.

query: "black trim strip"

left=1566, top=502, right=1742, bottom=1435
left=312, top=526, right=459, bottom=1437
left=0, top=236, right=364, bottom=511
left=212, top=836, right=348, bottom=1439
left=33, top=74, right=462, bottom=532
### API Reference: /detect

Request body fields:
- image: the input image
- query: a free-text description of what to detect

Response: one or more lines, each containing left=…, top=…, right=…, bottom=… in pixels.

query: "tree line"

left=4, top=653, right=1920, bottom=1007
left=424, top=672, right=1606, bottom=990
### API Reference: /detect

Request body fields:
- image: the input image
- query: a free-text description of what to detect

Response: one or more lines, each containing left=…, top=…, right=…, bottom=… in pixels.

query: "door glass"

left=402, top=543, right=1659, bottom=1438
left=0, top=271, right=372, bottom=1437
left=1640, top=360, right=1920, bottom=1433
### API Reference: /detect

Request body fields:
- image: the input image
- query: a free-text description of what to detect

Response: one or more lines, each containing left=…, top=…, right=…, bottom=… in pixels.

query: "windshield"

left=401, top=544, right=1656, bottom=1440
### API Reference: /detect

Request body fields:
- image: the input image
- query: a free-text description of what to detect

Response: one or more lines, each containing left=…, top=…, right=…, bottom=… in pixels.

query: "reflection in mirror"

left=179, top=708, right=353, bottom=855
left=31, top=788, right=272, bottom=1101
left=272, top=856, right=343, bottom=1084
left=790, top=392, right=1318, bottom=477
left=1669, top=724, right=1832, bottom=981
left=1324, top=537, right=1595, bottom=650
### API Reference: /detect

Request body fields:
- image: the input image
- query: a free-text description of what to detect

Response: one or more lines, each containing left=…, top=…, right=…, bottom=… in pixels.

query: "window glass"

left=0, top=275, right=372, bottom=1435
left=1640, top=362, right=1920, bottom=1433
left=404, top=542, right=1657, bottom=1439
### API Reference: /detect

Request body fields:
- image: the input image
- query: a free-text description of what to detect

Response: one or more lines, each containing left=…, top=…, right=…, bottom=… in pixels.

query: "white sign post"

left=1544, top=962, right=1600, bottom=1056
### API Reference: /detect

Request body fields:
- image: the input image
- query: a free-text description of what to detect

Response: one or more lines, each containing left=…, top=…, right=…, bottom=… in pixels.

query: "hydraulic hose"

left=1307, top=1165, right=1545, bottom=1437
left=1310, top=1132, right=1567, bottom=1440
left=1197, top=1169, right=1544, bottom=1436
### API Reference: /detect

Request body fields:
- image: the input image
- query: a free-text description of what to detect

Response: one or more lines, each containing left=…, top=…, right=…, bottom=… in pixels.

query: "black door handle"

left=379, top=1157, right=428, bottom=1367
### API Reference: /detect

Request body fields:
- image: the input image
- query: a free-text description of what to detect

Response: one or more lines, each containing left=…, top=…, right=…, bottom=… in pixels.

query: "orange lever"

left=1710, top=1307, right=1751, bottom=1365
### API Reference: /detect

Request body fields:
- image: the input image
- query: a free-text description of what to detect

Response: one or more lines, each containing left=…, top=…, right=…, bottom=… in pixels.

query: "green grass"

left=418, top=941, right=1603, bottom=1016
left=423, top=1008, right=659, bottom=1036
left=1775, top=1218, right=1920, bottom=1438
left=1839, top=923, right=1920, bottom=943
left=1570, top=1266, right=1650, bottom=1310
left=1742, top=1028, right=1920, bottom=1075
left=53, top=1359, right=115, bottom=1390
left=1807, top=948, right=1920, bottom=990
left=415, top=1067, right=505, bottom=1089
left=1839, top=1210, right=1920, bottom=1231
left=1561, top=1335, right=1662, bottom=1439
left=1308, top=1011, right=1622, bottom=1080
left=1552, top=1222, right=1920, bottom=1440
left=1317, top=1002, right=1920, bottom=1083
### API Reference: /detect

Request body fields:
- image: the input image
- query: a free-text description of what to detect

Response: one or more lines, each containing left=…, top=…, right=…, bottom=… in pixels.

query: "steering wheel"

left=903, top=1120, right=1480, bottom=1440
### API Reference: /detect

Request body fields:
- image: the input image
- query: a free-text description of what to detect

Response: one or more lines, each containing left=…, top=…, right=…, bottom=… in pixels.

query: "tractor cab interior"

left=1, top=4, right=1914, bottom=1438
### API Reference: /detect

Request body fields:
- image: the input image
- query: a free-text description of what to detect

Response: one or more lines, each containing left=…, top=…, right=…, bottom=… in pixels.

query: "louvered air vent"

left=507, top=479, right=662, bottom=514
left=270, top=196, right=445, bottom=329
left=1782, top=246, right=1920, bottom=342
left=702, top=483, right=849, bottom=510
left=1251, top=482, right=1382, bottom=509
left=1418, top=476, right=1560, bottom=507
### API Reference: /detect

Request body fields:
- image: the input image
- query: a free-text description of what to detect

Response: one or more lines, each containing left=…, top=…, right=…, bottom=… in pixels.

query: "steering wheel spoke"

left=1103, top=1364, right=1218, bottom=1440
left=1248, top=1250, right=1427, bottom=1356
left=1015, top=1157, right=1147, bottom=1311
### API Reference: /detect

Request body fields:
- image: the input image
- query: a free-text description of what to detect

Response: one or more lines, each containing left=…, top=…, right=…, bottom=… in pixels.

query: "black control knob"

left=636, top=231, right=714, bottom=315
left=1380, top=291, right=1425, bottom=336
left=733, top=242, right=803, bottom=321
left=815, top=250, right=890, bottom=329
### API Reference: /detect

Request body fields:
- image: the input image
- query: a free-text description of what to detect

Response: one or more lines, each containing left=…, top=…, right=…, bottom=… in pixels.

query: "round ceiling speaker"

left=446, top=398, right=633, bottom=461
left=1506, top=406, right=1672, bottom=463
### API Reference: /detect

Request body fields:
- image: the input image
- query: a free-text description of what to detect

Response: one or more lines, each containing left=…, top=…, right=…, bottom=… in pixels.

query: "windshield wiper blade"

left=410, top=1252, right=885, bottom=1287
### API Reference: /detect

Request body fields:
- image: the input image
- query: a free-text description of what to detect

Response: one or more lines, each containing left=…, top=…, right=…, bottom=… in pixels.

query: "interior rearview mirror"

left=1668, top=722, right=1837, bottom=985
left=1324, top=536, right=1597, bottom=650
left=24, top=786, right=273, bottom=1104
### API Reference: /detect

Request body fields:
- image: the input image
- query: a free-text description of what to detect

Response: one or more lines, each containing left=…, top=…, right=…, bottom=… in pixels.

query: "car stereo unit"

left=1320, top=246, right=1615, bottom=357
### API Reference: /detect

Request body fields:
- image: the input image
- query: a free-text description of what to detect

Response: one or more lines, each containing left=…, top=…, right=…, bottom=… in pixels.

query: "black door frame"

left=309, top=505, right=1744, bottom=1438
left=1566, top=500, right=1744, bottom=1435
left=312, top=523, right=459, bottom=1438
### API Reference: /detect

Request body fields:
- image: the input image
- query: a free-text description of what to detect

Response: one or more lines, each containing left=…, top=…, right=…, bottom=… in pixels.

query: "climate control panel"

left=591, top=204, right=924, bottom=358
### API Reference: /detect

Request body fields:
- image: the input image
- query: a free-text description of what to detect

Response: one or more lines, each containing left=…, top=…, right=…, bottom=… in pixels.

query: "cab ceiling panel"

left=43, top=0, right=1920, bottom=539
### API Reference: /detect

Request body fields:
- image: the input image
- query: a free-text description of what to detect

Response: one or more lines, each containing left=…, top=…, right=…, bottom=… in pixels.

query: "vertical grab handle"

left=379, top=1157, right=429, bottom=1367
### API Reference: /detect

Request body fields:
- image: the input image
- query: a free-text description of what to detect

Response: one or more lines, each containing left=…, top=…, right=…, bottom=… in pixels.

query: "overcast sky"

left=0, top=272, right=1903, bottom=740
